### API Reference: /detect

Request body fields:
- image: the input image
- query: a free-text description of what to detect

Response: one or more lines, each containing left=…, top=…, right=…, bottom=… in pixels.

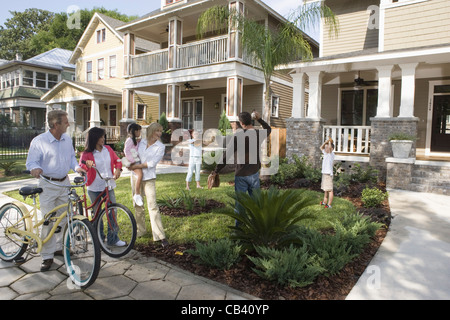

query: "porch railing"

left=130, top=35, right=260, bottom=77
left=323, top=126, right=371, bottom=155
left=73, top=126, right=120, bottom=148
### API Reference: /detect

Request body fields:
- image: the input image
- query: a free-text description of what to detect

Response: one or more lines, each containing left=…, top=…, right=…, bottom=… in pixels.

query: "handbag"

left=207, top=172, right=220, bottom=189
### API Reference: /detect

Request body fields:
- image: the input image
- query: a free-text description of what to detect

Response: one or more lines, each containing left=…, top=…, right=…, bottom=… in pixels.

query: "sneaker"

left=324, top=204, right=332, bottom=209
left=320, top=201, right=326, bottom=206
left=113, top=240, right=127, bottom=247
left=133, top=194, right=144, bottom=206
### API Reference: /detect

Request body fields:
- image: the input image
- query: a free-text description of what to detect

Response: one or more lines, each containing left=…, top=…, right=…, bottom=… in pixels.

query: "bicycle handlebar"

left=80, top=160, right=113, bottom=182
left=22, top=170, right=88, bottom=188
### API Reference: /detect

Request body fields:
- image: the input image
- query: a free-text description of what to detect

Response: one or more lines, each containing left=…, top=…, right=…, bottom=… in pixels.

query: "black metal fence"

left=0, top=126, right=43, bottom=160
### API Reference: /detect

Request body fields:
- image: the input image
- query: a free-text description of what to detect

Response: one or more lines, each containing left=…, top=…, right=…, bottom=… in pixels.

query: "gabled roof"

left=69, top=13, right=159, bottom=64
left=41, top=80, right=122, bottom=102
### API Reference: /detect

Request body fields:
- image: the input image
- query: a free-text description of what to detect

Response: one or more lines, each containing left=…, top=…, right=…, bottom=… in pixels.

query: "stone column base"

left=286, top=118, right=324, bottom=168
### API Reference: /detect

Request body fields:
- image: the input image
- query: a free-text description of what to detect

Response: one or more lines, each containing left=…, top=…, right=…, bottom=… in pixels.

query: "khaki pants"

left=38, top=177, right=70, bottom=260
left=131, top=175, right=166, bottom=241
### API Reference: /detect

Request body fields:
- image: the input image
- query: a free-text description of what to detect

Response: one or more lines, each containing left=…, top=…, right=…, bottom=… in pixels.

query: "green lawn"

left=5, top=172, right=359, bottom=246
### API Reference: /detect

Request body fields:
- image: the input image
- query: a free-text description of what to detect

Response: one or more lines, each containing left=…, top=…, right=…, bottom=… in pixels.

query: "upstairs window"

left=97, top=28, right=106, bottom=43
left=48, top=74, right=58, bottom=88
left=36, top=72, right=46, bottom=88
left=271, top=95, right=279, bottom=118
left=86, top=61, right=93, bottom=82
left=98, top=58, right=104, bottom=80
left=23, top=70, right=34, bottom=86
left=109, top=55, right=117, bottom=78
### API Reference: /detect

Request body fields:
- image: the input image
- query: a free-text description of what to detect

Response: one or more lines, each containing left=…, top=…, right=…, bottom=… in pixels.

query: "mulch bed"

left=135, top=179, right=391, bottom=300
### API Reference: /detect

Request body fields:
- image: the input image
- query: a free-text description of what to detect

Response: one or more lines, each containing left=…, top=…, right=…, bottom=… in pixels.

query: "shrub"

left=248, top=244, right=325, bottom=288
left=0, top=161, right=17, bottom=176
left=187, top=238, right=242, bottom=270
left=361, top=187, right=388, bottom=208
left=350, top=163, right=378, bottom=184
left=225, top=186, right=316, bottom=249
left=388, top=132, right=416, bottom=141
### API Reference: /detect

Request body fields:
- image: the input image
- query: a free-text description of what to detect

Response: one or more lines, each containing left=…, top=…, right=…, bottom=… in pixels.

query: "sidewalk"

left=347, top=189, right=450, bottom=300
left=0, top=164, right=258, bottom=300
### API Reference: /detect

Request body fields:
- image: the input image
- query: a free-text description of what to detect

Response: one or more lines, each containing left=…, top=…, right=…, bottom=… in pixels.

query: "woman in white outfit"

left=129, top=122, right=168, bottom=247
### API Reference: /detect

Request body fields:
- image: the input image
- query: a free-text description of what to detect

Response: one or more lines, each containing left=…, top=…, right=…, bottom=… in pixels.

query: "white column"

left=90, top=99, right=101, bottom=128
left=306, top=71, right=323, bottom=119
left=226, top=76, right=243, bottom=122
left=376, top=65, right=394, bottom=117
left=291, top=72, right=306, bottom=118
left=166, top=84, right=181, bottom=121
left=66, top=102, right=75, bottom=137
left=398, top=63, right=418, bottom=118
left=121, top=89, right=134, bottom=122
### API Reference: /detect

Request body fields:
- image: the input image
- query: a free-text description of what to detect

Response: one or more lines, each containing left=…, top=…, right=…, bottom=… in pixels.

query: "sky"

left=0, top=0, right=319, bottom=41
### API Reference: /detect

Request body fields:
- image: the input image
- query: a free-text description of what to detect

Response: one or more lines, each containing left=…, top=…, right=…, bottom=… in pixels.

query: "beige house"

left=41, top=13, right=160, bottom=142
left=284, top=0, right=450, bottom=194
left=116, top=0, right=318, bottom=136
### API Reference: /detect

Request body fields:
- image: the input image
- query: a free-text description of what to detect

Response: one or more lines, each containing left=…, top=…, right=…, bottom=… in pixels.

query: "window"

left=271, top=95, right=279, bottom=118
left=340, top=88, right=378, bottom=126
left=23, top=70, right=34, bottom=86
left=97, top=29, right=106, bottom=43
left=98, top=58, right=104, bottom=80
left=137, top=104, right=146, bottom=120
left=109, top=55, right=117, bottom=78
left=86, top=61, right=93, bottom=82
left=48, top=74, right=58, bottom=88
left=36, top=72, right=46, bottom=88
left=14, top=70, right=19, bottom=87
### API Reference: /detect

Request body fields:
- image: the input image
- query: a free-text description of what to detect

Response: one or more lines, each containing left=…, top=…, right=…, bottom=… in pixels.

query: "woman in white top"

left=129, top=123, right=168, bottom=247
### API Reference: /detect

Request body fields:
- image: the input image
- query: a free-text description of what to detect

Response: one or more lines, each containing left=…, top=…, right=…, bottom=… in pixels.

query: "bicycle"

left=0, top=174, right=101, bottom=289
left=79, top=161, right=137, bottom=258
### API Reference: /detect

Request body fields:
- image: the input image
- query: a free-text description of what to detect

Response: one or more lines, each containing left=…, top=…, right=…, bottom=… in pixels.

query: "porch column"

left=228, top=0, right=245, bottom=61
left=124, top=33, right=135, bottom=77
left=120, top=89, right=135, bottom=139
left=227, top=76, right=243, bottom=127
left=306, top=71, right=323, bottom=119
left=376, top=65, right=394, bottom=118
left=291, top=72, right=306, bottom=118
left=168, top=17, right=182, bottom=70
left=90, top=99, right=101, bottom=128
left=66, top=102, right=75, bottom=137
left=398, top=63, right=419, bottom=118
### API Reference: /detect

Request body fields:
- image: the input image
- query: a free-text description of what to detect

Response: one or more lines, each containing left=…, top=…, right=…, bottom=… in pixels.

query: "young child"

left=185, top=130, right=203, bottom=190
left=320, top=137, right=335, bottom=208
left=124, top=123, right=144, bottom=206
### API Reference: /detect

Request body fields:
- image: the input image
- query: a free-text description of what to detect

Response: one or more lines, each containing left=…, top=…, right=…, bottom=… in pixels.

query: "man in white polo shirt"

left=26, top=110, right=85, bottom=271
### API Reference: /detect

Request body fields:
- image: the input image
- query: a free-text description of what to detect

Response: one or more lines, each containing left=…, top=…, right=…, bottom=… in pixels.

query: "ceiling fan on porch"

left=184, top=82, right=200, bottom=90
left=354, top=71, right=367, bottom=89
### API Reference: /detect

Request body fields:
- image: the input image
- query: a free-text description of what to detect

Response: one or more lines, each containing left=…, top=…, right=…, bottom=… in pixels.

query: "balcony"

left=130, top=35, right=258, bottom=77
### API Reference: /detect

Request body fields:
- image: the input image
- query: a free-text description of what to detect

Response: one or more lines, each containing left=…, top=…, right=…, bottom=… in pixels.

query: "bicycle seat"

left=19, top=187, right=43, bottom=196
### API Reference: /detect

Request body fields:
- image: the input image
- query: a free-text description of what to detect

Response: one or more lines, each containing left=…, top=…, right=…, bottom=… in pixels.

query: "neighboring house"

left=0, top=49, right=75, bottom=129
left=284, top=0, right=450, bottom=195
left=41, top=12, right=160, bottom=142
left=116, top=0, right=318, bottom=136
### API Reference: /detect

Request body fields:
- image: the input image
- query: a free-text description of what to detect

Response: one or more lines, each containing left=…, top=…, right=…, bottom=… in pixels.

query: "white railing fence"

left=323, top=126, right=371, bottom=154
left=131, top=49, right=169, bottom=76
left=177, top=35, right=228, bottom=69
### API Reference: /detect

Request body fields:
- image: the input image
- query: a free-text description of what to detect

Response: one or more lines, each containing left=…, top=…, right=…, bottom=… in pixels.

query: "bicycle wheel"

left=95, top=203, right=137, bottom=258
left=0, top=203, right=28, bottom=262
left=63, top=218, right=100, bottom=289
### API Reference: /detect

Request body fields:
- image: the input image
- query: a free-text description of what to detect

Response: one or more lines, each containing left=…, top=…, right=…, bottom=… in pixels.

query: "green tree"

left=197, top=3, right=339, bottom=123
left=0, top=9, right=54, bottom=60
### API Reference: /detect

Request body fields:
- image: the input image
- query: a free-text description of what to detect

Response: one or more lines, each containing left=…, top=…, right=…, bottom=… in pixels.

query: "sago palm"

left=225, top=186, right=317, bottom=249
left=197, top=2, right=339, bottom=123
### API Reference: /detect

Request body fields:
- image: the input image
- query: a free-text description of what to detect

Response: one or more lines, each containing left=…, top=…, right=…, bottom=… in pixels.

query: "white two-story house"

left=284, top=0, right=450, bottom=194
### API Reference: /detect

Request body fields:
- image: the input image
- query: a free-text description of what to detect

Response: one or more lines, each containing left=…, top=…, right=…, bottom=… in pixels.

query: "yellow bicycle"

left=0, top=174, right=101, bottom=289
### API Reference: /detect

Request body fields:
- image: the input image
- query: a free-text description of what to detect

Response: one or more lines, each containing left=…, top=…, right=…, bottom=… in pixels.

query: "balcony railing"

left=323, top=125, right=371, bottom=155
left=130, top=35, right=260, bottom=77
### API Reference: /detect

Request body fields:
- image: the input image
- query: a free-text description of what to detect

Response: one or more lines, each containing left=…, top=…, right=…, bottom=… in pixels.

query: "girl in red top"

left=79, top=127, right=125, bottom=247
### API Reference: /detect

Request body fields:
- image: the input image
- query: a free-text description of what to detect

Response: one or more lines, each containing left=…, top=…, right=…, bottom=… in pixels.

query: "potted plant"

left=159, top=112, right=172, bottom=144
left=388, top=132, right=416, bottom=158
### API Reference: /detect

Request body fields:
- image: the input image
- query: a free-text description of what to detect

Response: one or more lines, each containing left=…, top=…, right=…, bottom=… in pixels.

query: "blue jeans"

left=234, top=172, right=260, bottom=227
left=88, top=189, right=119, bottom=245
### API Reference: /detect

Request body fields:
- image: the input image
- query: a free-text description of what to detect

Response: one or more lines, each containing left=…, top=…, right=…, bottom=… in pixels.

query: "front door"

left=431, top=94, right=450, bottom=152
left=182, top=98, right=203, bottom=130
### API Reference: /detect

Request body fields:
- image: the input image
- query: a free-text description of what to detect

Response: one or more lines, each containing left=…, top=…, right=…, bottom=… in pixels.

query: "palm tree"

left=197, top=2, right=339, bottom=123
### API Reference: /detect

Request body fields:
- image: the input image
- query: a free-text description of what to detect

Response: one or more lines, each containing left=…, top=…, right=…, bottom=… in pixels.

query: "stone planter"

left=390, top=140, right=413, bottom=158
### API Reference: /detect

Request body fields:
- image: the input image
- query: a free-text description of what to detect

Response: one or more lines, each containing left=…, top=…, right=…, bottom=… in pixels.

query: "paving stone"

left=0, top=287, right=18, bottom=300
left=124, top=261, right=170, bottom=282
left=14, top=292, right=51, bottom=300
left=164, top=269, right=204, bottom=287
left=0, top=267, right=25, bottom=286
left=48, top=292, right=93, bottom=300
left=177, top=282, right=226, bottom=300
left=129, top=279, right=181, bottom=300
left=10, top=271, right=66, bottom=294
left=84, top=275, right=137, bottom=300
left=98, top=260, right=132, bottom=278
